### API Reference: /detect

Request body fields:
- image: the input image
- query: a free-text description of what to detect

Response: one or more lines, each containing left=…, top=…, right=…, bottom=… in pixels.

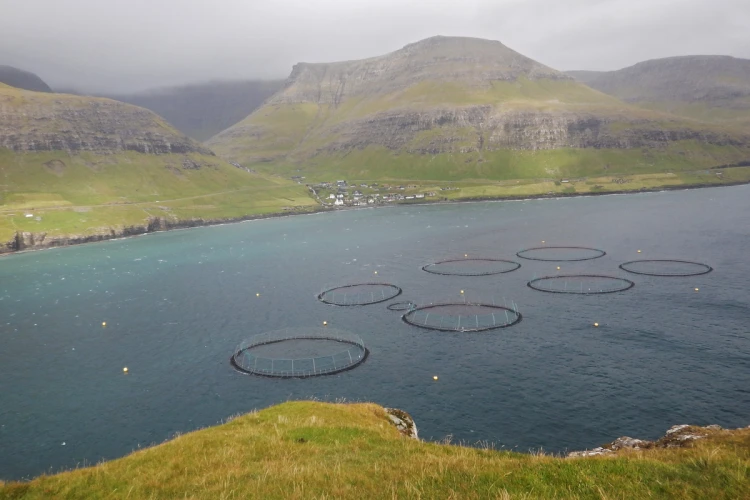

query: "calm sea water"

left=1, top=186, right=749, bottom=480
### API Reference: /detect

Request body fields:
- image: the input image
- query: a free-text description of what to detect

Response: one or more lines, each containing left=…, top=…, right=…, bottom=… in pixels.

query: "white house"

left=334, top=198, right=344, bottom=206
left=328, top=194, right=336, bottom=199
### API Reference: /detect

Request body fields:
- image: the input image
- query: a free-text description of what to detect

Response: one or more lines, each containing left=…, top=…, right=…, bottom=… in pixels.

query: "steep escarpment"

left=208, top=36, right=750, bottom=180
left=0, top=83, right=211, bottom=154
left=568, top=56, right=750, bottom=129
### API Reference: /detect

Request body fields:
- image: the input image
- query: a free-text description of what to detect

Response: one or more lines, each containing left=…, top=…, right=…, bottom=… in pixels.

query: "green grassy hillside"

left=2, top=401, right=748, bottom=499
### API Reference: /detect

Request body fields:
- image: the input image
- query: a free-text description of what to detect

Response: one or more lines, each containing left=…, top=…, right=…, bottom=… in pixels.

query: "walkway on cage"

left=422, top=256, right=521, bottom=276
left=231, top=327, right=368, bottom=378
left=516, top=246, right=606, bottom=262
left=527, top=274, right=634, bottom=294
left=619, top=259, right=713, bottom=277
left=318, top=282, right=402, bottom=306
left=401, top=294, right=522, bottom=332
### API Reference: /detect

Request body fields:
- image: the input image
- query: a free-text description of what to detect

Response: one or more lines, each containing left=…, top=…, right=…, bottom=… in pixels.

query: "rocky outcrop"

left=385, top=408, right=419, bottom=439
left=567, top=424, right=742, bottom=458
left=0, top=85, right=213, bottom=155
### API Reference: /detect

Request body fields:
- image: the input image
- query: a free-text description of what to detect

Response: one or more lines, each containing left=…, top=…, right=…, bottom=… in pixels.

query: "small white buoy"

left=374, top=271, right=378, bottom=275
left=102, top=321, right=107, bottom=327
left=694, top=288, right=700, bottom=292
left=464, top=254, right=468, bottom=257
left=323, top=321, right=328, bottom=326
left=541, top=240, right=545, bottom=244
left=594, top=322, right=599, bottom=327
left=460, top=290, right=464, bottom=294
left=256, top=293, right=260, bottom=297
left=637, top=250, right=642, bottom=253
left=123, top=367, right=128, bottom=373
left=433, top=375, right=438, bottom=381
left=62, top=442, right=66, bottom=446
left=557, top=266, right=561, bottom=270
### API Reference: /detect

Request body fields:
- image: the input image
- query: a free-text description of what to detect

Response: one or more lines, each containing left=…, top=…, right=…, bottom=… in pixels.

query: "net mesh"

left=230, top=327, right=367, bottom=378
left=422, top=258, right=521, bottom=276
left=318, top=283, right=402, bottom=306
left=619, top=260, right=713, bottom=277
left=517, top=246, right=606, bottom=262
left=527, top=275, right=634, bottom=294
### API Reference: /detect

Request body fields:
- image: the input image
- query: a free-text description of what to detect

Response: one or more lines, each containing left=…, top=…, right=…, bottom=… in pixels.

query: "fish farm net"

left=318, top=283, right=402, bottom=306
left=516, top=246, right=606, bottom=262
left=619, top=260, right=713, bottom=277
left=387, top=301, right=416, bottom=311
left=422, top=258, right=521, bottom=276
left=527, top=275, right=635, bottom=294
left=402, top=301, right=522, bottom=332
left=230, top=327, right=367, bottom=378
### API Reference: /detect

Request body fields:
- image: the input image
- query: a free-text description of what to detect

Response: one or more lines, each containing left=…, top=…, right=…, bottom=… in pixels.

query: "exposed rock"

left=0, top=85, right=213, bottom=155
left=385, top=408, right=419, bottom=439
left=567, top=424, right=730, bottom=458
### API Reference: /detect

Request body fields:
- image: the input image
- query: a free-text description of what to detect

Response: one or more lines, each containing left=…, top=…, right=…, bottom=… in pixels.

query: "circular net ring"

left=619, top=259, right=713, bottom=277
left=516, top=246, right=606, bottom=262
left=230, top=328, right=368, bottom=378
left=318, top=283, right=402, bottom=306
left=527, top=274, right=635, bottom=294
left=421, top=258, right=521, bottom=276
left=402, top=302, right=522, bottom=332
left=387, top=301, right=416, bottom=311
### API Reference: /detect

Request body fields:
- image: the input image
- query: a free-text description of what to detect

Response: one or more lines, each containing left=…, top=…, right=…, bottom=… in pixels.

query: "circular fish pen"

left=516, top=246, right=606, bottom=262
left=402, top=302, right=522, bottom=332
left=619, top=259, right=713, bottom=277
left=422, top=258, right=521, bottom=276
left=230, top=327, right=368, bottom=378
left=318, top=283, right=402, bottom=306
left=527, top=275, right=635, bottom=294
left=387, top=301, right=416, bottom=312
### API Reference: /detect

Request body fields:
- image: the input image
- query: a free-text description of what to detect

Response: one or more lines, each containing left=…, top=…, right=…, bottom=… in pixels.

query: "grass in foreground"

left=1, top=401, right=749, bottom=499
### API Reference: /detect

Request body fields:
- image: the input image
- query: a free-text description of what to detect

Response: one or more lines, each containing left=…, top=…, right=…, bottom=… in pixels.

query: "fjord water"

left=2, top=186, right=749, bottom=479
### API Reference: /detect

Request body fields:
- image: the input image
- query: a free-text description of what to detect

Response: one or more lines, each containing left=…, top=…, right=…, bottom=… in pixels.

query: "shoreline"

left=3, top=179, right=749, bottom=256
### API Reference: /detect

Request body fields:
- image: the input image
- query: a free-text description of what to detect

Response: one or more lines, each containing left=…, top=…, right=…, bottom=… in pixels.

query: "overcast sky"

left=1, top=0, right=748, bottom=93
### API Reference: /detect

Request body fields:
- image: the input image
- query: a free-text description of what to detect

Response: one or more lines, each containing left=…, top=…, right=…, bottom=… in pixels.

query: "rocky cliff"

left=0, top=83, right=212, bottom=155
left=208, top=36, right=750, bottom=177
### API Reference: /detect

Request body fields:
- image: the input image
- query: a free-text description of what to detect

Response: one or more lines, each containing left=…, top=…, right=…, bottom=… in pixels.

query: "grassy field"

left=1, top=401, right=748, bottom=499
left=0, top=150, right=316, bottom=244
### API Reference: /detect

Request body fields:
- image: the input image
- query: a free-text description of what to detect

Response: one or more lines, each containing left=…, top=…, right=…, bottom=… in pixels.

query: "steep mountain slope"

left=0, top=84, right=315, bottom=251
left=568, top=56, right=750, bottom=129
left=102, top=80, right=283, bottom=141
left=0, top=65, right=52, bottom=92
left=208, top=36, right=750, bottom=182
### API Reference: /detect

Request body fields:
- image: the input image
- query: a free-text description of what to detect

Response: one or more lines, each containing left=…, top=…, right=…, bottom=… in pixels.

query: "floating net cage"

left=230, top=327, right=368, bottom=378
left=619, top=259, right=713, bottom=277
left=318, top=283, right=402, bottom=306
left=516, top=246, right=606, bottom=262
left=422, top=257, right=521, bottom=276
left=402, top=296, right=522, bottom=332
left=527, top=275, right=635, bottom=294
left=387, top=301, right=416, bottom=312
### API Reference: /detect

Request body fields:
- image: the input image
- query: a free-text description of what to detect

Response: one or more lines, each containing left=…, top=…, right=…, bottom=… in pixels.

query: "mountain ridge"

left=0, top=65, right=52, bottom=93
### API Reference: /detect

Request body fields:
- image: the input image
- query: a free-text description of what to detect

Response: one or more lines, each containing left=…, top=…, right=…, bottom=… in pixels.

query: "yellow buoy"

left=102, top=321, right=107, bottom=327
left=256, top=293, right=260, bottom=297
left=123, top=367, right=128, bottom=373
left=695, top=288, right=700, bottom=292
left=637, top=250, right=642, bottom=253
left=323, top=321, right=328, bottom=326
left=557, top=266, right=561, bottom=270
left=460, top=290, right=465, bottom=294
left=594, top=322, right=599, bottom=327
left=433, top=375, right=438, bottom=381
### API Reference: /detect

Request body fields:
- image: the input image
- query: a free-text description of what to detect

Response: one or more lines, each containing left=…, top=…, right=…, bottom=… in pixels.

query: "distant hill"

left=208, top=36, right=750, bottom=182
left=0, top=65, right=52, bottom=92
left=0, top=83, right=314, bottom=251
left=101, top=80, right=283, bottom=141
left=567, top=56, right=750, bottom=129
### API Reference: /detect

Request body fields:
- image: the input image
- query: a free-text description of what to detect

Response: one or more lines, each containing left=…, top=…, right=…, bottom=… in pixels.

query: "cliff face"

left=208, top=37, right=750, bottom=171
left=0, top=84, right=212, bottom=155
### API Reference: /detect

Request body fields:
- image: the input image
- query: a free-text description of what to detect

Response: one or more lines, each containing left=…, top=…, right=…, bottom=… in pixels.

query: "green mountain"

left=0, top=84, right=315, bottom=252
left=568, top=56, right=750, bottom=130
left=208, top=37, right=750, bottom=184
left=0, top=65, right=52, bottom=92
left=100, top=80, right=284, bottom=141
